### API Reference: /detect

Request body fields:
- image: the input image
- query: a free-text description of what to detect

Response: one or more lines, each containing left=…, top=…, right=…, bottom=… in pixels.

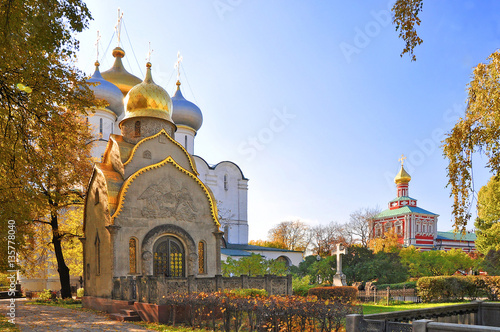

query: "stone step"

left=109, top=313, right=142, bottom=322
left=121, top=309, right=139, bottom=316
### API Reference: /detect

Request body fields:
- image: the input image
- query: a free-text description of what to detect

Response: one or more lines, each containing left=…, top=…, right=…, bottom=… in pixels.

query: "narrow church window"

left=99, top=118, right=103, bottom=136
left=135, top=121, right=141, bottom=137
left=94, top=189, right=100, bottom=205
left=86, top=263, right=90, bottom=280
left=184, top=135, right=188, bottom=150
left=153, top=236, right=184, bottom=277
left=198, top=241, right=206, bottom=274
left=95, top=233, right=101, bottom=276
left=224, top=174, right=228, bottom=191
left=129, top=238, right=137, bottom=274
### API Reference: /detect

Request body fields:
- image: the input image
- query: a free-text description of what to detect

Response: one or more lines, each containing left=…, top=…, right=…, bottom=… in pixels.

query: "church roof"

left=389, top=196, right=417, bottom=203
left=375, top=206, right=438, bottom=219
left=226, top=243, right=302, bottom=253
left=436, top=231, right=476, bottom=242
left=221, top=249, right=253, bottom=257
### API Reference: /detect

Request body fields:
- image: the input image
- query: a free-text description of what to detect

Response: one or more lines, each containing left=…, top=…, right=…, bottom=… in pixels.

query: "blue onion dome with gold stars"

left=101, top=47, right=142, bottom=96
left=88, top=61, right=124, bottom=116
left=172, top=80, right=203, bottom=131
left=122, top=62, right=173, bottom=122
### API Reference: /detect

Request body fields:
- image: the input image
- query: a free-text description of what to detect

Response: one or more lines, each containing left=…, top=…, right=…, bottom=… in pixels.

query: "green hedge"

left=308, top=286, right=358, bottom=303
left=375, top=281, right=417, bottom=290
left=417, top=276, right=500, bottom=302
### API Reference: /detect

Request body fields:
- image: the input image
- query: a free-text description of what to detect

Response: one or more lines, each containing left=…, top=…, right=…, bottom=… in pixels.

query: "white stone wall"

left=174, top=126, right=196, bottom=155
left=88, top=108, right=117, bottom=162
left=194, top=156, right=249, bottom=245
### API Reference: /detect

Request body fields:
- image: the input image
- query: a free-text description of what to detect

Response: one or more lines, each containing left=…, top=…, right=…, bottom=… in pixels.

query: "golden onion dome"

left=123, top=62, right=173, bottom=122
left=101, top=47, right=142, bottom=96
left=394, top=165, right=412, bottom=184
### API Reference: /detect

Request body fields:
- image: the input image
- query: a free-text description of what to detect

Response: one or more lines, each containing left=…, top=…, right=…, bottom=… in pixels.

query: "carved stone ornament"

left=142, top=251, right=152, bottom=261
left=138, top=175, right=198, bottom=221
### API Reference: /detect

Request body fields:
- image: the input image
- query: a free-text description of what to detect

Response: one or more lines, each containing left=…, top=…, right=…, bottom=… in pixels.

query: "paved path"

left=1, top=299, right=156, bottom=332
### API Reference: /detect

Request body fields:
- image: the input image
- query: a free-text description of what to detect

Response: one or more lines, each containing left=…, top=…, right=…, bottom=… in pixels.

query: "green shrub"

left=37, top=289, right=56, bottom=302
left=308, top=286, right=358, bottom=303
left=417, top=276, right=500, bottom=302
left=293, top=276, right=315, bottom=296
left=484, top=276, right=500, bottom=300
left=76, top=288, right=84, bottom=298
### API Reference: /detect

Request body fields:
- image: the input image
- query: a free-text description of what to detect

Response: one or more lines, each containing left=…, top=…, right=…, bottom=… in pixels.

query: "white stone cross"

left=332, top=243, right=347, bottom=274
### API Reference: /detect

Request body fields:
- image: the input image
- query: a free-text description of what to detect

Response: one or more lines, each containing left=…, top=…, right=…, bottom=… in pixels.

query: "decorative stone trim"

left=111, top=156, right=220, bottom=227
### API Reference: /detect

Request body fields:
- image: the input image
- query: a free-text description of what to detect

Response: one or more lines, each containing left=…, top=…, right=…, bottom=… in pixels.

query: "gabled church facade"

left=83, top=61, right=222, bottom=298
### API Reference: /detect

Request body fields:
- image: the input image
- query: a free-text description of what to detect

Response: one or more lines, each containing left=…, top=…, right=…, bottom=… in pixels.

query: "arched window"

left=95, top=233, right=101, bottom=276
left=153, top=236, right=184, bottom=277
left=198, top=241, right=206, bottom=274
left=129, top=238, right=137, bottom=274
left=135, top=121, right=141, bottom=137
left=276, top=256, right=290, bottom=267
left=99, top=118, right=103, bottom=135
left=224, top=174, right=228, bottom=191
left=184, top=135, right=188, bottom=150
left=94, top=189, right=100, bottom=205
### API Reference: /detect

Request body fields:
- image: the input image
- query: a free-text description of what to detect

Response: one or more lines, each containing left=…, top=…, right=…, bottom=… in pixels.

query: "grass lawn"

left=361, top=301, right=471, bottom=315
left=26, top=300, right=82, bottom=310
left=0, top=315, right=20, bottom=332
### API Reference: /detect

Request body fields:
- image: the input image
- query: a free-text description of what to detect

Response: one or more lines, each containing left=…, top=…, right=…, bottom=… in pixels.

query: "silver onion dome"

left=171, top=81, right=203, bottom=132
left=88, top=61, right=124, bottom=116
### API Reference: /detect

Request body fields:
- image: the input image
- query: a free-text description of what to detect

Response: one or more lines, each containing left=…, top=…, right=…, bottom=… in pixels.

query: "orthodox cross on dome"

left=114, top=8, right=124, bottom=46
left=175, top=51, right=183, bottom=81
left=95, top=30, right=101, bottom=61
left=146, top=42, right=153, bottom=63
left=399, top=154, right=407, bottom=166
left=332, top=243, right=347, bottom=275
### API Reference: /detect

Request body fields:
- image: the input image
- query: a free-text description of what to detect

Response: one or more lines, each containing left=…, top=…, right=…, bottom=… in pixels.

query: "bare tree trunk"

left=51, top=212, right=72, bottom=298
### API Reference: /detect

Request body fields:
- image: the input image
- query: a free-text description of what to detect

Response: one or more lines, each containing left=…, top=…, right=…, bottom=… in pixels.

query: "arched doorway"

left=153, top=236, right=185, bottom=277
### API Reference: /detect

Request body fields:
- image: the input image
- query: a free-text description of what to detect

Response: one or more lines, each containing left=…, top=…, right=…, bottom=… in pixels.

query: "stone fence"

left=346, top=301, right=500, bottom=332
left=112, top=274, right=293, bottom=304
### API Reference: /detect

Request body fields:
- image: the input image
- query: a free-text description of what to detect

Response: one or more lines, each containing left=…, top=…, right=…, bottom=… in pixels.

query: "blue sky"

left=76, top=1, right=500, bottom=240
